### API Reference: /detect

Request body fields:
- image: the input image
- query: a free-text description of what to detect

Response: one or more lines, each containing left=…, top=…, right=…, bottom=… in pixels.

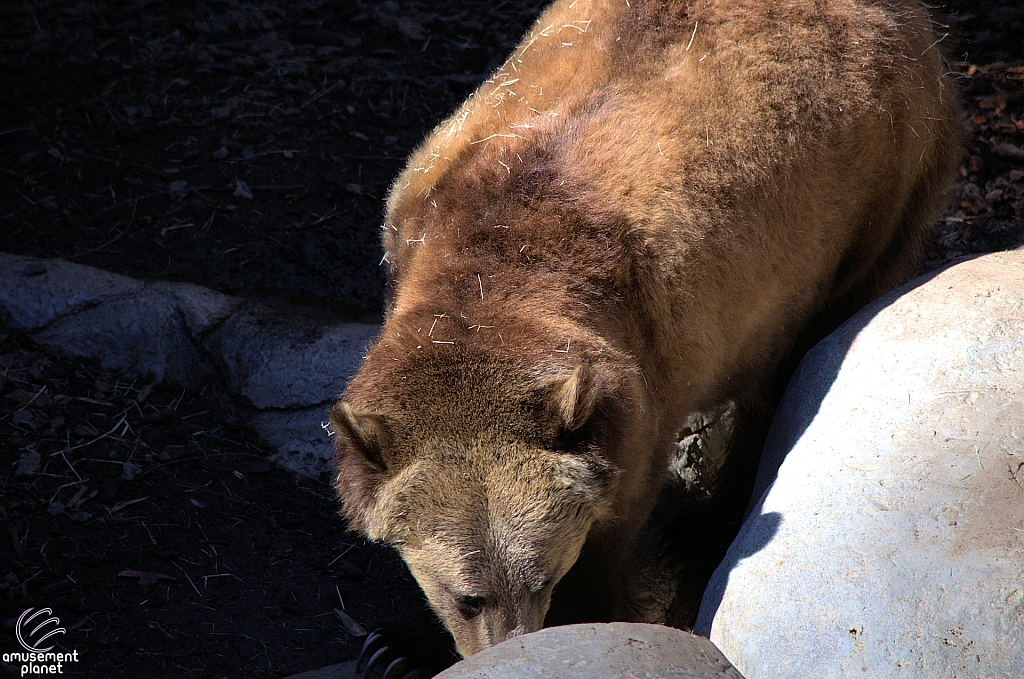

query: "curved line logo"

left=16, top=608, right=66, bottom=653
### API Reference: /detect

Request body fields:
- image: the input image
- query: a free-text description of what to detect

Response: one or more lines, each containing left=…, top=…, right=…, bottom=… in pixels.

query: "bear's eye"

left=455, top=595, right=486, bottom=620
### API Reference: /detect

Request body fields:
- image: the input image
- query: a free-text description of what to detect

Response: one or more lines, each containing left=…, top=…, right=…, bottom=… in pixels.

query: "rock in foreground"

left=696, top=250, right=1024, bottom=678
left=436, top=623, right=744, bottom=679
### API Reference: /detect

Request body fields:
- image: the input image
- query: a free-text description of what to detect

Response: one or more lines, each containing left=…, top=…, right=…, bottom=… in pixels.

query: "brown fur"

left=331, top=0, right=961, bottom=657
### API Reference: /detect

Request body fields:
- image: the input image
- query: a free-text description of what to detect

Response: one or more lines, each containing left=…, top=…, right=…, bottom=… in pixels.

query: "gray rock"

left=696, top=250, right=1024, bottom=678
left=155, top=280, right=242, bottom=337
left=0, top=254, right=145, bottom=332
left=280, top=660, right=358, bottom=679
left=0, top=253, right=377, bottom=477
left=0, top=253, right=240, bottom=385
left=203, top=303, right=377, bottom=410
left=256, top=406, right=338, bottom=478
left=668, top=401, right=738, bottom=501
left=33, top=284, right=209, bottom=386
left=436, top=623, right=744, bottom=679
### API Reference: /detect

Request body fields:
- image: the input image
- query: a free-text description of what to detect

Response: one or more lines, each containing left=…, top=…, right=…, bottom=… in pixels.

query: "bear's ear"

left=548, top=363, right=601, bottom=433
left=330, top=402, right=390, bottom=471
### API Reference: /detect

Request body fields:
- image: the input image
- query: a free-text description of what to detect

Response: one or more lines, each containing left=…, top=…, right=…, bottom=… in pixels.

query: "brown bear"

left=331, top=0, right=961, bottom=658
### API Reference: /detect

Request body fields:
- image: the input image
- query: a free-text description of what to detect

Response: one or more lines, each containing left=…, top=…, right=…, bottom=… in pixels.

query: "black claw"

left=356, top=630, right=386, bottom=673
left=364, top=645, right=391, bottom=679
left=353, top=628, right=439, bottom=679
left=382, top=656, right=410, bottom=679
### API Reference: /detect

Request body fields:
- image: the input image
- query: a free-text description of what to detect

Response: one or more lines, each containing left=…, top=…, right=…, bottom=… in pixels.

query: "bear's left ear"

left=548, top=363, right=601, bottom=433
left=330, top=401, right=392, bottom=535
left=331, top=402, right=390, bottom=471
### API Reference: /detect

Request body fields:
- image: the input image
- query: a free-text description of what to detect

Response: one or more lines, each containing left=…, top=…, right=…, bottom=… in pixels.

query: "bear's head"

left=331, top=353, right=622, bottom=656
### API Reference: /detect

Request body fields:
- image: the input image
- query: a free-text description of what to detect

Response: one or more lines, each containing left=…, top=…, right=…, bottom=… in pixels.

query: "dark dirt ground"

left=0, top=331, right=453, bottom=679
left=2, top=1, right=1024, bottom=678
left=0, top=0, right=544, bottom=324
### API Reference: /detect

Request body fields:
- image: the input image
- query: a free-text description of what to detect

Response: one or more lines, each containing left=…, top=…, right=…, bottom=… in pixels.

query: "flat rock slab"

left=436, top=623, right=744, bottom=679
left=696, top=250, right=1024, bottom=678
left=281, top=660, right=358, bottom=679
left=0, top=253, right=378, bottom=476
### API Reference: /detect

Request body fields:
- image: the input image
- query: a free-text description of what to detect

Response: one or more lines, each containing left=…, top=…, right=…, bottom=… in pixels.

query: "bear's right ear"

left=547, top=363, right=601, bottom=433
left=330, top=402, right=390, bottom=471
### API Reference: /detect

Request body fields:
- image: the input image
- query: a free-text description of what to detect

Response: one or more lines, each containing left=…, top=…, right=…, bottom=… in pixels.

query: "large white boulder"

left=695, top=250, right=1024, bottom=678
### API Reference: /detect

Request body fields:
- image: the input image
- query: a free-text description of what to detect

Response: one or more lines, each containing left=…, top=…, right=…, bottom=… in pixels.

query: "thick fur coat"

left=331, top=0, right=961, bottom=657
